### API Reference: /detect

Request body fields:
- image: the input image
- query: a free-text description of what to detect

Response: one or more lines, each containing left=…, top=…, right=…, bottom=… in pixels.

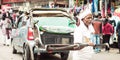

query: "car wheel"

left=23, top=46, right=32, bottom=60
left=34, top=53, right=39, bottom=60
left=60, top=52, right=69, bottom=60
left=13, top=46, right=17, bottom=54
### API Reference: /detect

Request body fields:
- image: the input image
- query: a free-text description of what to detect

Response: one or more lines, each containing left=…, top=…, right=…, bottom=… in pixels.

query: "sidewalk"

left=90, top=48, right=120, bottom=60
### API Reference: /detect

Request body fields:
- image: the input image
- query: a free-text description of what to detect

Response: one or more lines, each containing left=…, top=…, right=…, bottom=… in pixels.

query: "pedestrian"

left=116, top=21, right=120, bottom=54
left=16, top=11, right=24, bottom=28
left=72, top=8, right=95, bottom=60
left=22, top=11, right=30, bottom=26
left=102, top=18, right=114, bottom=52
left=107, top=13, right=116, bottom=44
left=12, top=10, right=17, bottom=28
left=91, top=13, right=102, bottom=53
left=2, top=10, right=12, bottom=46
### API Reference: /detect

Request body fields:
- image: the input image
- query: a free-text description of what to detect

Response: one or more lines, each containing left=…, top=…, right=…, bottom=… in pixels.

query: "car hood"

left=39, top=26, right=75, bottom=34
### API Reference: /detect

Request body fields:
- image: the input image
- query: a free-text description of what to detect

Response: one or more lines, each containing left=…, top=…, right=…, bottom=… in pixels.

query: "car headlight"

left=62, top=38, right=69, bottom=44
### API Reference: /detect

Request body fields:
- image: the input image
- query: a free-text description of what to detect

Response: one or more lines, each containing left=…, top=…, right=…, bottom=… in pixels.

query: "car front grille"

left=41, top=32, right=73, bottom=45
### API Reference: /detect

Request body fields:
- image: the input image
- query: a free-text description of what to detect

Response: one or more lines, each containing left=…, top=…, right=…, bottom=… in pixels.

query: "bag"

left=6, top=18, right=12, bottom=28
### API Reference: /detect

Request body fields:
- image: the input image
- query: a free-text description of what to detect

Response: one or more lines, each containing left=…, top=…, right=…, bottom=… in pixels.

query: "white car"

left=12, top=8, right=77, bottom=60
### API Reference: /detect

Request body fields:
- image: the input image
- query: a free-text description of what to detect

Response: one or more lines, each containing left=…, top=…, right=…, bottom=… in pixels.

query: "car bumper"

left=34, top=44, right=81, bottom=54
left=34, top=43, right=106, bottom=54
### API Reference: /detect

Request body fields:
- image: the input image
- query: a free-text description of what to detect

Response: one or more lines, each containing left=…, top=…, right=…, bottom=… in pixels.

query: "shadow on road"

left=37, top=54, right=61, bottom=60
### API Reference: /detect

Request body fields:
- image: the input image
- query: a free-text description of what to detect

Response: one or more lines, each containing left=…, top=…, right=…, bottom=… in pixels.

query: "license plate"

left=62, top=38, right=69, bottom=44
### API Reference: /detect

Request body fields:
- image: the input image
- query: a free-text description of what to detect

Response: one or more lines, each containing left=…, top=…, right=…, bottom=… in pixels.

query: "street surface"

left=0, top=29, right=120, bottom=60
left=90, top=48, right=120, bottom=60
left=0, top=44, right=22, bottom=60
left=68, top=48, right=120, bottom=60
left=0, top=44, right=120, bottom=60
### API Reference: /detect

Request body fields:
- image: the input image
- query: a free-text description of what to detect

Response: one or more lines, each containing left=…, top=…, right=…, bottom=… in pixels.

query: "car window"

left=31, top=8, right=76, bottom=33
left=34, top=17, right=72, bottom=26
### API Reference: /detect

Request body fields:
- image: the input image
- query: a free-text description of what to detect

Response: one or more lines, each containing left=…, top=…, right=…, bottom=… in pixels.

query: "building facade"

left=1, top=0, right=119, bottom=11
left=0, top=0, right=74, bottom=11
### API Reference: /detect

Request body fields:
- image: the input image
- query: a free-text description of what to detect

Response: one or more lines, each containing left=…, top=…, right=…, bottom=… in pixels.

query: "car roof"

left=31, top=8, right=68, bottom=13
left=30, top=8, right=72, bottom=18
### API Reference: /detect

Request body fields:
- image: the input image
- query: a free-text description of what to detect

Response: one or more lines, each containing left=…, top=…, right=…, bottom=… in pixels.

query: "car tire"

left=60, top=52, right=69, bottom=60
left=13, top=46, right=17, bottom=54
left=34, top=53, right=39, bottom=60
left=23, top=46, right=32, bottom=60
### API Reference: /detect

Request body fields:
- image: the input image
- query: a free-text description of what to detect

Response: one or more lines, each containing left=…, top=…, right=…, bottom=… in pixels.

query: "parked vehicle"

left=12, top=8, right=77, bottom=60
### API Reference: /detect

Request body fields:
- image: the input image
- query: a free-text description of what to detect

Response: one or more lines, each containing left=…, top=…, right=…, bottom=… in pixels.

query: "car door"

left=18, top=21, right=28, bottom=52
left=12, top=20, right=23, bottom=52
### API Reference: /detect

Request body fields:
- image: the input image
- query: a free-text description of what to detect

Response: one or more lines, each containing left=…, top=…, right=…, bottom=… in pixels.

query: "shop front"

left=30, top=0, right=49, bottom=8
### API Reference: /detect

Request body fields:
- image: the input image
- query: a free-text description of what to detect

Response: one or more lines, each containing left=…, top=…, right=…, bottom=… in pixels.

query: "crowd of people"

left=0, top=8, right=30, bottom=46
left=0, top=5, right=120, bottom=60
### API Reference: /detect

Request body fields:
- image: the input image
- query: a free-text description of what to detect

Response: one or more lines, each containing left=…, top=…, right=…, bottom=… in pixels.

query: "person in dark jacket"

left=102, top=18, right=114, bottom=52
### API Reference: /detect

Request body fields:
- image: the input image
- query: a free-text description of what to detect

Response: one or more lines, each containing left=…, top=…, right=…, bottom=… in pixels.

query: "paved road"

left=0, top=44, right=61, bottom=60
left=0, top=28, right=22, bottom=60
left=68, top=48, right=120, bottom=60
left=0, top=44, right=120, bottom=60
left=0, top=44, right=22, bottom=60
left=90, top=48, right=120, bottom=60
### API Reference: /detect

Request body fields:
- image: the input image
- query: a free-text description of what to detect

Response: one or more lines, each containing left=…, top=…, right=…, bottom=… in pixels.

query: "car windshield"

left=33, top=17, right=72, bottom=27
left=31, top=9, right=76, bottom=30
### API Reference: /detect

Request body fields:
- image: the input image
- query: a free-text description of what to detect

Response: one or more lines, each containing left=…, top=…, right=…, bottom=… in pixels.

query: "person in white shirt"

left=71, top=8, right=95, bottom=60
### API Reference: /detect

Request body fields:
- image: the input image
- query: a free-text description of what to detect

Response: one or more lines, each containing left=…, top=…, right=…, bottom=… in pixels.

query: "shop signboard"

left=1, top=4, right=12, bottom=12
left=3, top=0, right=25, bottom=3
